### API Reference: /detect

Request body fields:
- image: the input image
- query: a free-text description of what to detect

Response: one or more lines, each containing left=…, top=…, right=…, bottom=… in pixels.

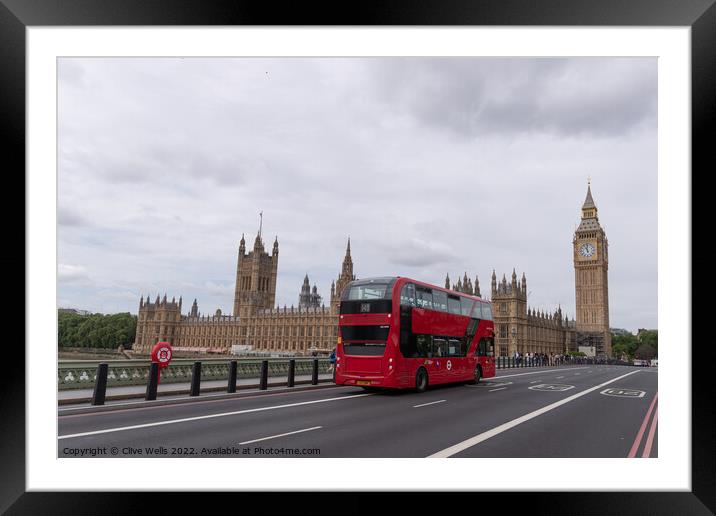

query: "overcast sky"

left=57, top=57, right=657, bottom=332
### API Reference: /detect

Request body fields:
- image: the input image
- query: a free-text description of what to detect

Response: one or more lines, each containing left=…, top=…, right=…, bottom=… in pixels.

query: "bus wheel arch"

left=470, top=365, right=483, bottom=385
left=415, top=367, right=429, bottom=392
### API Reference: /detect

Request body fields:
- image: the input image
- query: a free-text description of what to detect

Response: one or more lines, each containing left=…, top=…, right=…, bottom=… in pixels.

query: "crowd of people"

left=506, top=351, right=620, bottom=366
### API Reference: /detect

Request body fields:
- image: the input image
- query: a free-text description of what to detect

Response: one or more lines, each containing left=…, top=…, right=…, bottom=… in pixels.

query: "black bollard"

left=91, top=363, right=109, bottom=406
left=190, top=361, right=202, bottom=396
left=260, top=360, right=268, bottom=390
left=312, top=359, right=319, bottom=385
left=145, top=362, right=159, bottom=401
left=287, top=359, right=296, bottom=387
left=228, top=361, right=237, bottom=393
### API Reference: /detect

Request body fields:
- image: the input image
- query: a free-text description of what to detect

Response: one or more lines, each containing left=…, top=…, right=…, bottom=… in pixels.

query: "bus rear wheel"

left=469, top=365, right=482, bottom=385
left=415, top=368, right=428, bottom=393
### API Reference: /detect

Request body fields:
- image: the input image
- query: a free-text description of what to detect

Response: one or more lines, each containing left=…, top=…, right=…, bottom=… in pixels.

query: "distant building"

left=489, top=269, right=576, bottom=357
left=58, top=308, right=93, bottom=316
left=134, top=233, right=354, bottom=355
left=611, top=328, right=634, bottom=337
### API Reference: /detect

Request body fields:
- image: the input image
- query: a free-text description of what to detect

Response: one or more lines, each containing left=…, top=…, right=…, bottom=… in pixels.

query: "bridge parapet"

left=58, top=357, right=330, bottom=390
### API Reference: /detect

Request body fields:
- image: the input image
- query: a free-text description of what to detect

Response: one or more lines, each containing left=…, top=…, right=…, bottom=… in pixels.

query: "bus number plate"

left=356, top=380, right=371, bottom=386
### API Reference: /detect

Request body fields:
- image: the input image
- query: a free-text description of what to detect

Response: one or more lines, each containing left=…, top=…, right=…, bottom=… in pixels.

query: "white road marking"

left=529, top=381, right=541, bottom=384
left=489, top=387, right=507, bottom=392
left=58, top=385, right=345, bottom=413
left=239, top=426, right=322, bottom=445
left=493, top=368, right=588, bottom=380
left=574, top=373, right=581, bottom=375
left=556, top=376, right=565, bottom=379
left=428, top=369, right=640, bottom=458
left=413, top=400, right=447, bottom=408
left=529, top=384, right=574, bottom=392
left=58, top=393, right=373, bottom=440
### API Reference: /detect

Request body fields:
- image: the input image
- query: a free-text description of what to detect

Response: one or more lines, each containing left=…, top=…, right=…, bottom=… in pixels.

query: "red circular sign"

left=151, top=341, right=173, bottom=368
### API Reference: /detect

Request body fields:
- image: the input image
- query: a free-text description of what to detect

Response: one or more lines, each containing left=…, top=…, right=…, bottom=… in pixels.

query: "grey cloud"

left=386, top=238, right=456, bottom=268
left=368, top=58, right=656, bottom=138
left=58, top=206, right=90, bottom=227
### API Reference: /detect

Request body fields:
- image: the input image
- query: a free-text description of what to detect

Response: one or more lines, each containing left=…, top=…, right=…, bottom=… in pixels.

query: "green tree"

left=611, top=330, right=639, bottom=359
left=57, top=310, right=137, bottom=349
left=639, top=330, right=658, bottom=354
left=635, top=343, right=657, bottom=360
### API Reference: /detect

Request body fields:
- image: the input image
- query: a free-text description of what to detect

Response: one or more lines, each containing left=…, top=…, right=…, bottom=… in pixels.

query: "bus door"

left=447, top=338, right=465, bottom=377
left=477, top=336, right=496, bottom=377
left=430, top=337, right=449, bottom=384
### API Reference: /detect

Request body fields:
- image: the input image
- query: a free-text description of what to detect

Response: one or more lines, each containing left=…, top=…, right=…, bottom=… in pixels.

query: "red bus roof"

left=349, top=276, right=490, bottom=303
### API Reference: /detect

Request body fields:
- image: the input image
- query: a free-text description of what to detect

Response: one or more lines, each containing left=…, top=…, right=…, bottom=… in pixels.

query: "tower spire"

left=582, top=181, right=596, bottom=210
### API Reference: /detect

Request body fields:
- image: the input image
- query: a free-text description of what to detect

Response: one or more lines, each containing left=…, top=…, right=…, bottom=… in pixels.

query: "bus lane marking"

left=428, top=369, right=640, bottom=458
left=628, top=392, right=658, bottom=458
left=528, top=384, right=574, bottom=392
left=601, top=388, right=646, bottom=398
left=413, top=400, right=447, bottom=408
left=642, top=407, right=658, bottom=458
left=58, top=393, right=373, bottom=440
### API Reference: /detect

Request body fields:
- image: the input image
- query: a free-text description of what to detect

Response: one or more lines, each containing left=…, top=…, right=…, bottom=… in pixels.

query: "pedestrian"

left=328, top=348, right=336, bottom=373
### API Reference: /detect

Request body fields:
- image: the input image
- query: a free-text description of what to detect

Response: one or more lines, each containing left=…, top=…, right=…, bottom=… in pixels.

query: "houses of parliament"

left=133, top=184, right=612, bottom=357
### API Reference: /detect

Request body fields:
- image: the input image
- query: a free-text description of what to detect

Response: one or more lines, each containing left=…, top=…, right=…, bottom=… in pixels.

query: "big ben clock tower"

left=573, top=181, right=611, bottom=357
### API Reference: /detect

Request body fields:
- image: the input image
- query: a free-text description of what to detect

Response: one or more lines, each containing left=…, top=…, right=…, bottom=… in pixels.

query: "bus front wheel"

left=469, top=365, right=482, bottom=385
left=415, top=368, right=428, bottom=393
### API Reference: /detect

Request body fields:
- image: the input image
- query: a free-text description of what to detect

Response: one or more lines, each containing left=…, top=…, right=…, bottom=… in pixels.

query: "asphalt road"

left=58, top=365, right=658, bottom=458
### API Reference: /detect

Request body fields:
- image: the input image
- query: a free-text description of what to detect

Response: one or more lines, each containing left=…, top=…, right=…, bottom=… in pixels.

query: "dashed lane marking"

left=239, top=426, right=322, bottom=445
left=413, top=400, right=447, bottom=408
left=492, top=368, right=588, bottom=380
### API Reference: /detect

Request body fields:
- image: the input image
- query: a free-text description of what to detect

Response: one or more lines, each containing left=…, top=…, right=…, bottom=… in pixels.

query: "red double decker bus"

left=335, top=276, right=495, bottom=392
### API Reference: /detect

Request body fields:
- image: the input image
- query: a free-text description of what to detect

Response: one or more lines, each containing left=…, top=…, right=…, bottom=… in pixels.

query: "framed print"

left=3, top=0, right=713, bottom=513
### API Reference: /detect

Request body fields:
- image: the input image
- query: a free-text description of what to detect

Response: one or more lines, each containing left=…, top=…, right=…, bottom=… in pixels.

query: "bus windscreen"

left=346, top=283, right=391, bottom=300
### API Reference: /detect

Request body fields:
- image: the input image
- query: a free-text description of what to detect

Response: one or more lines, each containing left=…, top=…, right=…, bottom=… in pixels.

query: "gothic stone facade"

left=489, top=270, right=577, bottom=357
left=134, top=185, right=610, bottom=357
left=134, top=235, right=355, bottom=355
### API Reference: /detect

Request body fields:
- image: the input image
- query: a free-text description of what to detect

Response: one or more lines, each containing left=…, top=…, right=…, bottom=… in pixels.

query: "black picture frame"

left=3, top=0, right=711, bottom=513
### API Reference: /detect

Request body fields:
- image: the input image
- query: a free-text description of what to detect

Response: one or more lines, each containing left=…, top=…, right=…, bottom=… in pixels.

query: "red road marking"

left=628, top=392, right=658, bottom=458
left=641, top=407, right=658, bottom=458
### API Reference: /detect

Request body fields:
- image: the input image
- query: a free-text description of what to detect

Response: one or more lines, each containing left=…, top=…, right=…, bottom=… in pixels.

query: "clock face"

left=579, top=243, right=596, bottom=258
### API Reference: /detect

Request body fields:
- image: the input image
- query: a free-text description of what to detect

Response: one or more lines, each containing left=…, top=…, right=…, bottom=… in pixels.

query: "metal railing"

left=84, top=358, right=329, bottom=405
left=59, top=357, right=331, bottom=390
left=494, top=356, right=631, bottom=368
